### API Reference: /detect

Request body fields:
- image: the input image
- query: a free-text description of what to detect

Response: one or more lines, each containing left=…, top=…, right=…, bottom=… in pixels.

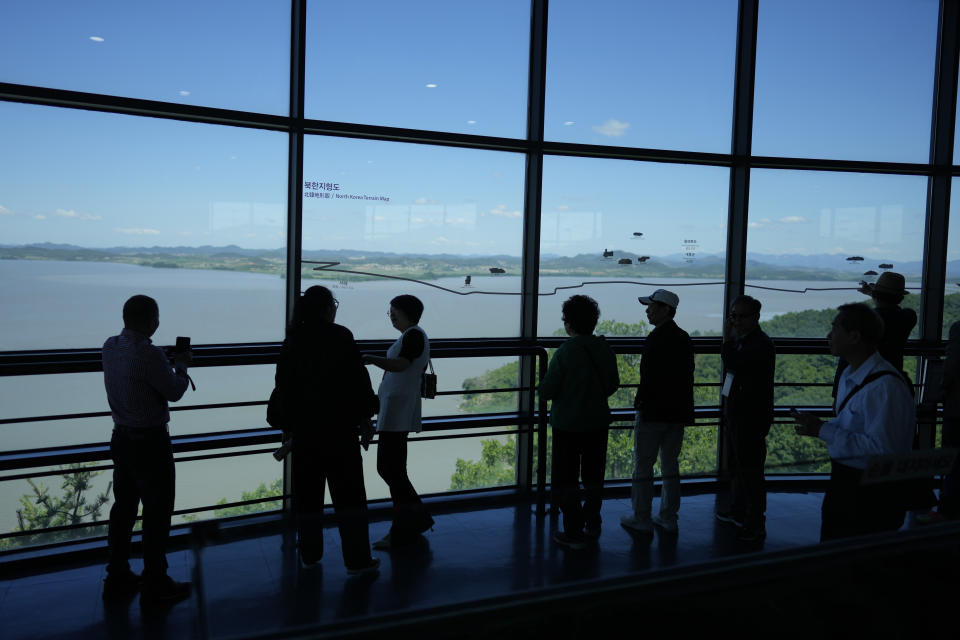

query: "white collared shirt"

left=819, top=351, right=915, bottom=469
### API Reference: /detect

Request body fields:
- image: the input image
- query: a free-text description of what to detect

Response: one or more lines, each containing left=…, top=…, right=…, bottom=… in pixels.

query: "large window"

left=746, top=169, right=927, bottom=338
left=0, top=1, right=290, bottom=115
left=545, top=0, right=738, bottom=152
left=753, top=0, right=938, bottom=162
left=0, top=102, right=289, bottom=349
left=305, top=0, right=529, bottom=137
left=302, top=136, right=525, bottom=339
left=539, top=156, right=729, bottom=337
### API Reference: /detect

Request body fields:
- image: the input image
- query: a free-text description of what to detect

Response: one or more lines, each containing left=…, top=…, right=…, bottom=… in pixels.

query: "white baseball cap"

left=638, top=289, right=679, bottom=310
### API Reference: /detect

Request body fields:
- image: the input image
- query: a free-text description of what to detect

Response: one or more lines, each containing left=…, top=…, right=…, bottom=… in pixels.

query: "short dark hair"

left=836, top=302, right=885, bottom=346
left=562, top=295, right=600, bottom=334
left=731, top=294, right=762, bottom=315
left=123, top=295, right=158, bottom=326
left=292, top=285, right=336, bottom=329
left=390, top=295, right=424, bottom=324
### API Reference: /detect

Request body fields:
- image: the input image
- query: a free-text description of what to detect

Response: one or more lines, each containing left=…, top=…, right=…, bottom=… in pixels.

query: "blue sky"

left=0, top=0, right=950, bottom=263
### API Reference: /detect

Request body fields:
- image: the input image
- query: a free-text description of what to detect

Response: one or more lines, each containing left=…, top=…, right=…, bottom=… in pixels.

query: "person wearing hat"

left=832, top=271, right=916, bottom=397
left=621, top=289, right=694, bottom=535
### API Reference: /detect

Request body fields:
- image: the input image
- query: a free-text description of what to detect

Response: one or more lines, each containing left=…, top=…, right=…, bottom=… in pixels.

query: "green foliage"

left=211, top=478, right=284, bottom=518
left=449, top=438, right=516, bottom=490
left=458, top=360, right=519, bottom=414
left=450, top=300, right=936, bottom=489
left=1, top=464, right=110, bottom=550
left=760, top=306, right=842, bottom=339
left=766, top=425, right=830, bottom=473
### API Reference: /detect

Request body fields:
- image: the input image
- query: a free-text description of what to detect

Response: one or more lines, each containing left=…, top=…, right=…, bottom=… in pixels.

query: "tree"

left=449, top=304, right=903, bottom=490
left=451, top=318, right=723, bottom=489
left=211, top=478, right=284, bottom=518
left=1, top=463, right=111, bottom=550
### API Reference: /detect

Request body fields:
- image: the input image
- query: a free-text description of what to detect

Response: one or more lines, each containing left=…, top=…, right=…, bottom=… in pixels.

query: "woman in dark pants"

left=276, top=285, right=380, bottom=574
left=363, top=294, right=434, bottom=550
left=540, top=295, right=620, bottom=550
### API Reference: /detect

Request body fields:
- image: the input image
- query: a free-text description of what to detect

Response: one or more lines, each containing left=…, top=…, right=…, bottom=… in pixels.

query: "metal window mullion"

left=921, top=0, right=960, bottom=344
left=283, top=0, right=307, bottom=515
left=517, top=0, right=549, bottom=498
left=720, top=0, right=759, bottom=477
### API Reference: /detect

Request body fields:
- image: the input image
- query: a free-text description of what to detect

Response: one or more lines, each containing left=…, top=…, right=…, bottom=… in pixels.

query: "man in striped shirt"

left=102, top=294, right=192, bottom=604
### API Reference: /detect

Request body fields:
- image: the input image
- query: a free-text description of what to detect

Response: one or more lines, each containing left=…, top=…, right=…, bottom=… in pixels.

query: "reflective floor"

left=0, top=490, right=827, bottom=639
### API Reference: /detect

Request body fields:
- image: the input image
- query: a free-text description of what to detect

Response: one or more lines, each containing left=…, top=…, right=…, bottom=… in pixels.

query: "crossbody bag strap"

left=834, top=370, right=901, bottom=415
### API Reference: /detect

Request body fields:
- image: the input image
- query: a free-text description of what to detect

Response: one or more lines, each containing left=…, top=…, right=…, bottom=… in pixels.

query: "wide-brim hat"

left=860, top=271, right=908, bottom=297
left=638, top=289, right=679, bottom=309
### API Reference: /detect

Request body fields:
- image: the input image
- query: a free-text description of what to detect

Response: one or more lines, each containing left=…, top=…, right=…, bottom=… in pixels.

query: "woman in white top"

left=363, top=295, right=434, bottom=549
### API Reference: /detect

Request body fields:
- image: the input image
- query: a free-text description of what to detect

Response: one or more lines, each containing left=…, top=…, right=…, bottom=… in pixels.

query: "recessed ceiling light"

left=89, top=36, right=104, bottom=42
left=425, top=83, right=437, bottom=88
left=179, top=90, right=190, bottom=96
left=467, top=120, right=477, bottom=124
left=563, top=121, right=575, bottom=126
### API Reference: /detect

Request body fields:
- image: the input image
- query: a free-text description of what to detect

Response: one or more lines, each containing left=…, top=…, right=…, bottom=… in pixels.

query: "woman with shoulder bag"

left=363, top=294, right=435, bottom=550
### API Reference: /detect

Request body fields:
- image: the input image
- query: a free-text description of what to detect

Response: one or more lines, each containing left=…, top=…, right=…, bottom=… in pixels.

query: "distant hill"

left=3, top=243, right=957, bottom=281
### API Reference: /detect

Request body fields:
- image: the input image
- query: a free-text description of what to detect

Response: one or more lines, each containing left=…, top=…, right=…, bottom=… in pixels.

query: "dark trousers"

left=293, top=429, right=372, bottom=568
left=376, top=431, right=432, bottom=541
left=821, top=461, right=906, bottom=541
left=724, top=419, right=770, bottom=530
left=551, top=428, right=608, bottom=539
left=107, top=429, right=175, bottom=579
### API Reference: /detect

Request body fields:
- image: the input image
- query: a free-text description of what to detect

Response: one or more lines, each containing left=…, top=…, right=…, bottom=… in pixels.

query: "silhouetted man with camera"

left=102, top=294, right=192, bottom=604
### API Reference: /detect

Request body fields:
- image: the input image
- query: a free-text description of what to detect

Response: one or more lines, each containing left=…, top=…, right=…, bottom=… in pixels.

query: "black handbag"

left=421, top=360, right=437, bottom=399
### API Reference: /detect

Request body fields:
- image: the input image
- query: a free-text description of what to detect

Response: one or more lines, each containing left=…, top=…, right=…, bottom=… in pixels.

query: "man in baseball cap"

left=637, top=289, right=680, bottom=310
left=621, top=289, right=694, bottom=535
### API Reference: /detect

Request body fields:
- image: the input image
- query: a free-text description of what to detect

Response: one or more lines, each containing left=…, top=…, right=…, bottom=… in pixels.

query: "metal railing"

left=0, top=338, right=947, bottom=556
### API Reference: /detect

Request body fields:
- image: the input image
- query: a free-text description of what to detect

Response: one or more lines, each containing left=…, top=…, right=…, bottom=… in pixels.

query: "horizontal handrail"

left=0, top=339, right=942, bottom=557
left=1, top=336, right=946, bottom=377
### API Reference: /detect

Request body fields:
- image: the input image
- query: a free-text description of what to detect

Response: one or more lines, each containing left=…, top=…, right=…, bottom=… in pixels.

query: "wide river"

left=0, top=259, right=899, bottom=531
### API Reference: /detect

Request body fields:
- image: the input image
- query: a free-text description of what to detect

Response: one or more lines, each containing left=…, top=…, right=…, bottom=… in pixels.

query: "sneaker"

left=715, top=511, right=744, bottom=528
left=372, top=533, right=392, bottom=550
left=583, top=525, right=602, bottom=540
left=346, top=557, right=380, bottom=576
left=140, top=575, right=191, bottom=605
left=552, top=531, right=587, bottom=551
left=737, top=527, right=767, bottom=543
left=102, top=569, right=142, bottom=600
left=620, top=514, right=654, bottom=534
left=652, top=514, right=678, bottom=533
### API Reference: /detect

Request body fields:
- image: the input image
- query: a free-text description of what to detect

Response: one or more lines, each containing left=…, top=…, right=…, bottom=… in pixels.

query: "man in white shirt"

left=793, top=303, right=915, bottom=541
